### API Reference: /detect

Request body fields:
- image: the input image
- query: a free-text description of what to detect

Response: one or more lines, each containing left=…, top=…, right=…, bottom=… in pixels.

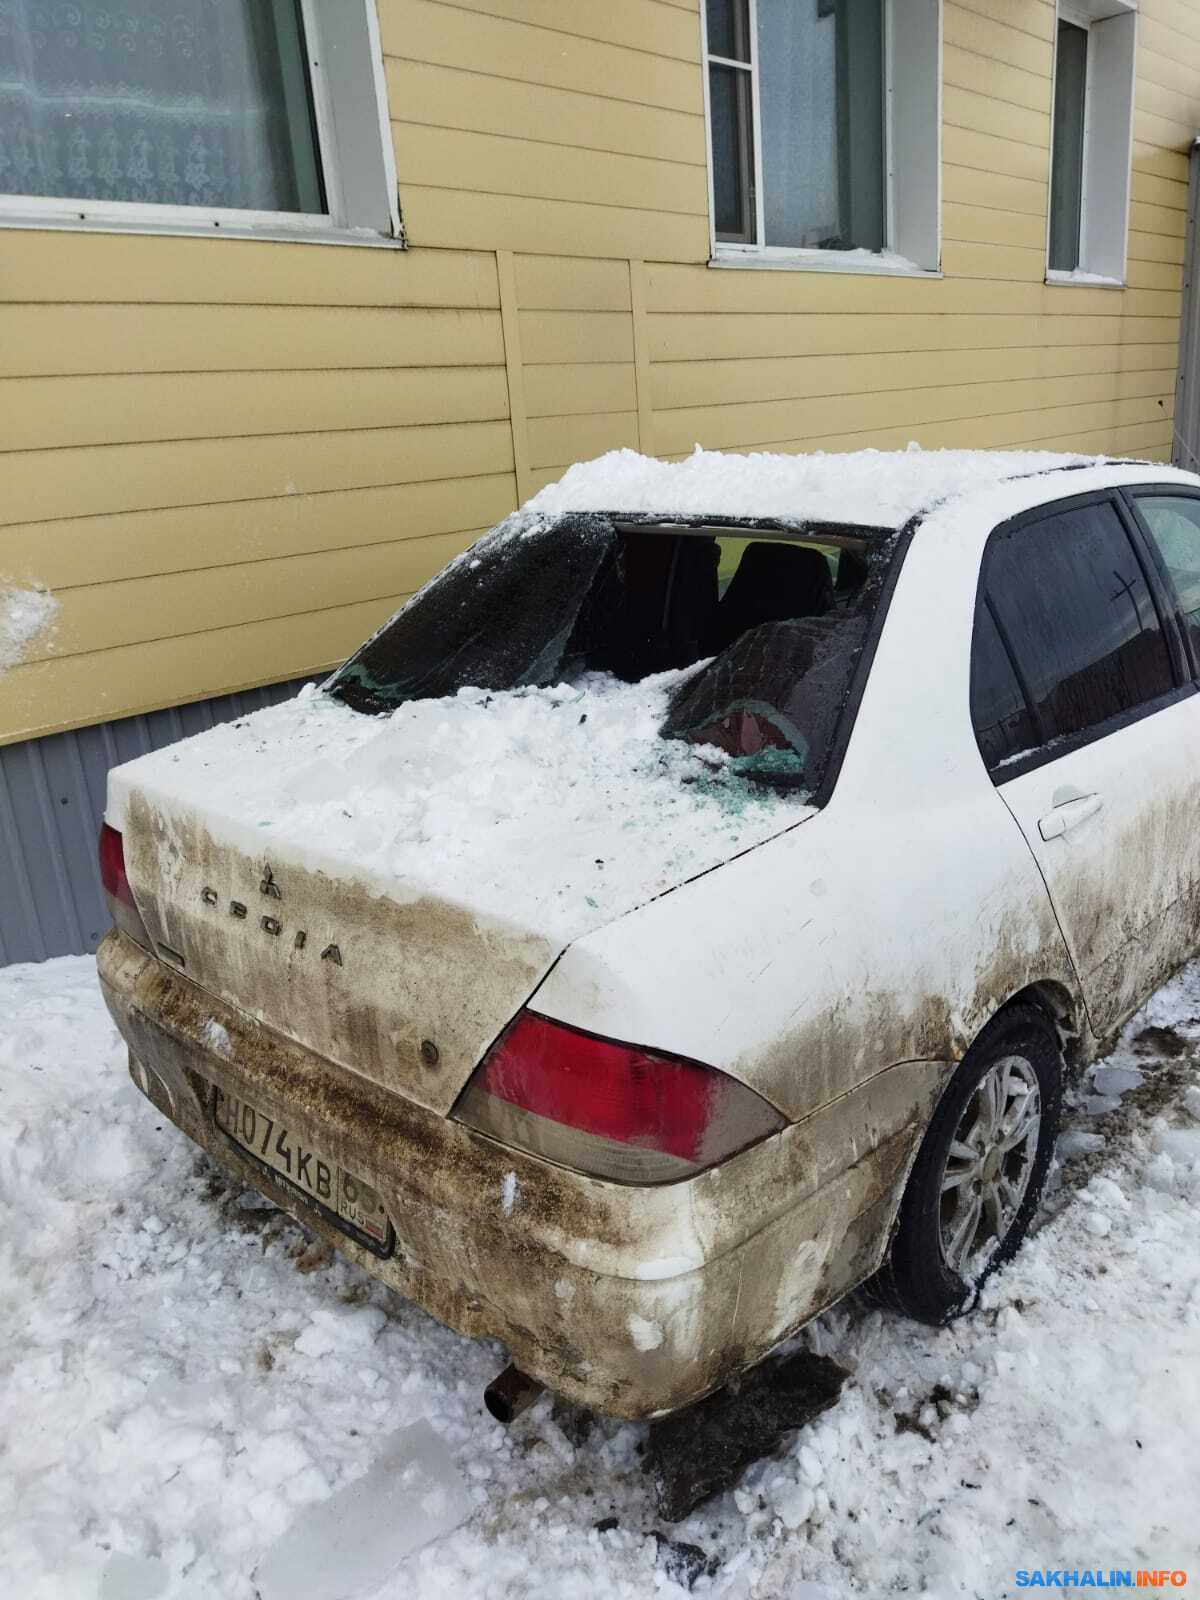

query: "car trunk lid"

left=115, top=787, right=560, bottom=1116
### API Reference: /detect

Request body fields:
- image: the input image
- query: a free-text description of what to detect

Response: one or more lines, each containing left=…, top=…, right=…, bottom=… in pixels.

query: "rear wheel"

left=873, top=1004, right=1063, bottom=1324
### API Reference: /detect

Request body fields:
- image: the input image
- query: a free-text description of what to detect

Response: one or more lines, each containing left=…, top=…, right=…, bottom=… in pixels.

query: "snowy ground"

left=1, top=956, right=1197, bottom=1600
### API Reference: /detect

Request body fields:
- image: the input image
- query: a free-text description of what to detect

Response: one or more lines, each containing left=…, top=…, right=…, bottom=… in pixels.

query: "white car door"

left=969, top=490, right=1200, bottom=1040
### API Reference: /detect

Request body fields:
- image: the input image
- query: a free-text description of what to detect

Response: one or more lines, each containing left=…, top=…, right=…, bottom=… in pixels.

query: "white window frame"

left=700, top=0, right=942, bottom=278
left=0, top=0, right=401, bottom=249
left=1046, top=0, right=1137, bottom=287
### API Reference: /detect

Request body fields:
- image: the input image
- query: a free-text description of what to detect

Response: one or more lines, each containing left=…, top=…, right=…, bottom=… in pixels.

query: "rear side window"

left=1130, top=493, right=1200, bottom=669
left=970, top=603, right=1039, bottom=770
left=971, top=499, right=1175, bottom=772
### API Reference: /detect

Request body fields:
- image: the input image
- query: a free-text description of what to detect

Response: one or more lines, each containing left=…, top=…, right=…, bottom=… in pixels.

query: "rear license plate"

left=213, top=1086, right=392, bottom=1250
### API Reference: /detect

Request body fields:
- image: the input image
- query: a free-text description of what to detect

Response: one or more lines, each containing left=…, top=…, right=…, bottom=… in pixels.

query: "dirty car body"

left=97, top=454, right=1200, bottom=1418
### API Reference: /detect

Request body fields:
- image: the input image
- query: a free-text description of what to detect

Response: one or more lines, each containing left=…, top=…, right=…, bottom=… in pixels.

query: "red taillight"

left=99, top=823, right=135, bottom=907
left=99, top=823, right=149, bottom=947
left=454, top=1010, right=784, bottom=1184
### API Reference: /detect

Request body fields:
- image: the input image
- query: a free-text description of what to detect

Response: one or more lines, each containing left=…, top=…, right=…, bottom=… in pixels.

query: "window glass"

left=1133, top=494, right=1200, bottom=667
left=709, top=61, right=754, bottom=241
left=757, top=0, right=884, bottom=251
left=0, top=0, right=324, bottom=213
left=705, top=0, right=750, bottom=62
left=983, top=501, right=1174, bottom=749
left=970, top=603, right=1040, bottom=771
left=1049, top=19, right=1087, bottom=273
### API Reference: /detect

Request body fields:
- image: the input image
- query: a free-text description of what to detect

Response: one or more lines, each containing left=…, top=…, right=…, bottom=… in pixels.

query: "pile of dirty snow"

left=107, top=670, right=810, bottom=944
left=524, top=445, right=1099, bottom=529
left=0, top=583, right=58, bottom=670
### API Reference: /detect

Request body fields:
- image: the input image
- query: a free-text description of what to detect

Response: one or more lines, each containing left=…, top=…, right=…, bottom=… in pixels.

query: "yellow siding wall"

left=1, top=0, right=1198, bottom=743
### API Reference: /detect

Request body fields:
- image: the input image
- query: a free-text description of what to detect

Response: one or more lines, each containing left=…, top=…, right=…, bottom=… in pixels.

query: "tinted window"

left=1132, top=494, right=1200, bottom=669
left=970, top=602, right=1039, bottom=770
left=981, top=500, right=1174, bottom=753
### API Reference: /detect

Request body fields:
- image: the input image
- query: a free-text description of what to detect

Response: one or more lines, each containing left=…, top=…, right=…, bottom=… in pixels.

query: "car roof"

left=523, top=447, right=1191, bottom=535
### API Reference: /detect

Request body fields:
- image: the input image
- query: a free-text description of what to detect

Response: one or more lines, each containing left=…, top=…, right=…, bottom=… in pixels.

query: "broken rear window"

left=327, top=512, right=897, bottom=800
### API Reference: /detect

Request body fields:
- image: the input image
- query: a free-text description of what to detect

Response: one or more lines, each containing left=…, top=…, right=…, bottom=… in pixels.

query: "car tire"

left=871, top=1002, right=1063, bottom=1325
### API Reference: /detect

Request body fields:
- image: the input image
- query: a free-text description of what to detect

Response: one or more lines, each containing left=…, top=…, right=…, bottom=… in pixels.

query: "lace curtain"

left=0, top=1, right=324, bottom=213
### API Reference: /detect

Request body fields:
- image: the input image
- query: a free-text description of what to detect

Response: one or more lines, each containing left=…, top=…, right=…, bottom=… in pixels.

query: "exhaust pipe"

left=484, top=1364, right=544, bottom=1424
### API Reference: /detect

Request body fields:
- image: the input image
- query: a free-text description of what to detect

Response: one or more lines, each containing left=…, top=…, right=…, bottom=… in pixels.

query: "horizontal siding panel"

left=1132, top=141, right=1191, bottom=186
left=943, top=84, right=1050, bottom=152
left=940, top=240, right=1047, bottom=281
left=519, top=310, right=635, bottom=365
left=527, top=410, right=639, bottom=469
left=1134, top=106, right=1198, bottom=154
left=392, top=122, right=708, bottom=215
left=1125, top=258, right=1185, bottom=293
left=1129, top=199, right=1188, bottom=238
left=400, top=185, right=708, bottom=259
left=943, top=202, right=1046, bottom=251
left=388, top=60, right=706, bottom=166
left=652, top=374, right=1174, bottom=456
left=1, top=367, right=510, bottom=453
left=943, top=123, right=1051, bottom=185
left=0, top=421, right=515, bottom=525
left=943, top=163, right=1048, bottom=218
left=0, top=475, right=518, bottom=590
left=23, top=533, right=487, bottom=664
left=388, top=0, right=702, bottom=62
left=524, top=363, right=638, bottom=418
left=0, top=230, right=499, bottom=308
left=1131, top=170, right=1190, bottom=213
left=648, top=312, right=1178, bottom=363
left=943, top=42, right=1050, bottom=115
left=651, top=344, right=1175, bottom=411
left=0, top=305, right=505, bottom=379
left=943, top=5, right=1052, bottom=76
left=684, top=397, right=1171, bottom=461
left=647, top=261, right=1180, bottom=318
left=515, top=255, right=631, bottom=312
left=1140, top=0, right=1200, bottom=50
left=944, top=0, right=1054, bottom=43
left=1138, top=30, right=1200, bottom=94
left=0, top=596, right=412, bottom=748
left=1128, top=229, right=1186, bottom=266
left=1134, top=69, right=1200, bottom=134
left=381, top=0, right=701, bottom=114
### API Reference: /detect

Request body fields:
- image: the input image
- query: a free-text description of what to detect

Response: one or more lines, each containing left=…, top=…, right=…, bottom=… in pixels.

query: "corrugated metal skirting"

left=0, top=678, right=317, bottom=968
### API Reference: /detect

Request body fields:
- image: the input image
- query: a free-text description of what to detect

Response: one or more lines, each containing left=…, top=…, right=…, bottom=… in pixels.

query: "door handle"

left=1038, top=793, right=1103, bottom=841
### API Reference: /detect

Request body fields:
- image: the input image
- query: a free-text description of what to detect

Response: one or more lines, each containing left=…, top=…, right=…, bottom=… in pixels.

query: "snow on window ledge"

left=710, top=245, right=940, bottom=280
left=1045, top=268, right=1125, bottom=289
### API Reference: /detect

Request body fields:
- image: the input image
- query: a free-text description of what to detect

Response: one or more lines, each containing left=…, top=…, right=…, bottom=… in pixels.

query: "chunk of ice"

left=1090, top=1065, right=1143, bottom=1097
left=254, top=1420, right=472, bottom=1600
left=1058, top=1130, right=1105, bottom=1161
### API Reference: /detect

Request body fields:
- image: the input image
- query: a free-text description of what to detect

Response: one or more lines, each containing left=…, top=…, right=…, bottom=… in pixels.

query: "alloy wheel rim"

left=939, top=1053, right=1042, bottom=1278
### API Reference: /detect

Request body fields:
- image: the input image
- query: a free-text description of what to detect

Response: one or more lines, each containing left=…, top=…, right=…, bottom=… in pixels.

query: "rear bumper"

left=97, top=928, right=943, bottom=1418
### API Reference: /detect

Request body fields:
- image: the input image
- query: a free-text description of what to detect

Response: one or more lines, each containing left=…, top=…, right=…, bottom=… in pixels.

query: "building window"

left=1047, top=1, right=1137, bottom=284
left=701, top=0, right=941, bottom=273
left=0, top=1, right=398, bottom=244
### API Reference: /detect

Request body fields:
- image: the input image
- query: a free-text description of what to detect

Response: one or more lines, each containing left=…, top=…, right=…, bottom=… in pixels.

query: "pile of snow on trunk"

left=111, top=670, right=811, bottom=945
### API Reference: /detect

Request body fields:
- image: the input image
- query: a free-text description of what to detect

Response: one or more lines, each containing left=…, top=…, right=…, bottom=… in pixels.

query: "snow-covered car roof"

left=523, top=446, right=1143, bottom=532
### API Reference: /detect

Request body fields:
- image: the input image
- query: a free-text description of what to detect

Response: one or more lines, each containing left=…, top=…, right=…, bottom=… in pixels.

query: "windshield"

left=328, top=512, right=895, bottom=799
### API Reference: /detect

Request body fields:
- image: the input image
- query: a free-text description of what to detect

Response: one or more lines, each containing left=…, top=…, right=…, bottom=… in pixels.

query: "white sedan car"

left=97, top=449, right=1200, bottom=1420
